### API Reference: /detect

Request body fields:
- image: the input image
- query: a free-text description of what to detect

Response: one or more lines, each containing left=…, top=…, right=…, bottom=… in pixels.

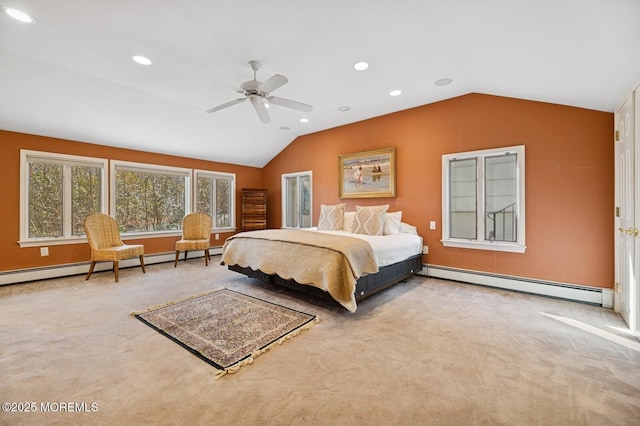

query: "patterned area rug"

left=132, top=288, right=318, bottom=378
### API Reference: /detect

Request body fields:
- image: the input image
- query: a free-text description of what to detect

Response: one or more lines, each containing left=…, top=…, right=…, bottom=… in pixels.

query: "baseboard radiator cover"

left=1, top=256, right=613, bottom=309
left=425, top=264, right=612, bottom=307
left=0, top=247, right=224, bottom=286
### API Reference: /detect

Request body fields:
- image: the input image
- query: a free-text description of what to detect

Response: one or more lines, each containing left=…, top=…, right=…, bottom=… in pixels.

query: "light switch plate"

left=429, top=221, right=436, bottom=230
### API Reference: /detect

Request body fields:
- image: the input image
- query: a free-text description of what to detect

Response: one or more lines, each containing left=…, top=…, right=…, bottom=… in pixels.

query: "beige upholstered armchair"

left=83, top=213, right=145, bottom=282
left=174, top=212, right=212, bottom=267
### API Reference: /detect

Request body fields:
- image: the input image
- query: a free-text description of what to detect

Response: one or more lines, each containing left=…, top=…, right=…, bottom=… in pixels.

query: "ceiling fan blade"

left=249, top=95, right=270, bottom=123
left=258, top=74, right=288, bottom=94
left=206, top=98, right=246, bottom=113
left=268, top=96, right=313, bottom=112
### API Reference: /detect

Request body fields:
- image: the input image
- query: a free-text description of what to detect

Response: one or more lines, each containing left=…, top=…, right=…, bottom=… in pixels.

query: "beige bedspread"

left=221, top=229, right=379, bottom=312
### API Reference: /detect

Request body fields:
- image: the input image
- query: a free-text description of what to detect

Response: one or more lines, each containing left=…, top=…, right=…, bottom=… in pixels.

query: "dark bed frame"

left=227, top=253, right=423, bottom=307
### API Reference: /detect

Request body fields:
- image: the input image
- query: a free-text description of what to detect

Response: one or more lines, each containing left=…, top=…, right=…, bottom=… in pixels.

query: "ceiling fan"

left=206, top=60, right=313, bottom=124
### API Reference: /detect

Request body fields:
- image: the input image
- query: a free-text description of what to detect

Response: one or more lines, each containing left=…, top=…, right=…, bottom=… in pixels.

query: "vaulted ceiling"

left=1, top=0, right=639, bottom=167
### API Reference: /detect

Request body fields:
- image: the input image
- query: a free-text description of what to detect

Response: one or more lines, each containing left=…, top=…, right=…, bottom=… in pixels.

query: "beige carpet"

left=1, top=257, right=639, bottom=425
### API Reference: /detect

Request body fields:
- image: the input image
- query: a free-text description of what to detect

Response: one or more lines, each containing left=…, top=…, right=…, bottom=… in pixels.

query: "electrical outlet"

left=40, top=247, right=49, bottom=256
left=422, top=245, right=429, bottom=254
left=215, top=233, right=220, bottom=240
left=429, top=221, right=436, bottom=230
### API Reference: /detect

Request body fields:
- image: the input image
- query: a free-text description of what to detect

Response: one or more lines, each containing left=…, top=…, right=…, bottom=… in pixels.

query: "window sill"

left=19, top=237, right=88, bottom=248
left=441, top=239, right=526, bottom=253
left=19, top=228, right=237, bottom=248
left=19, top=231, right=183, bottom=248
left=213, top=227, right=237, bottom=233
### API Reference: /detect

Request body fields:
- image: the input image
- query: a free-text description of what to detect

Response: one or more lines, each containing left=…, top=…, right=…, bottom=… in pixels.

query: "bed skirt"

left=227, top=254, right=423, bottom=306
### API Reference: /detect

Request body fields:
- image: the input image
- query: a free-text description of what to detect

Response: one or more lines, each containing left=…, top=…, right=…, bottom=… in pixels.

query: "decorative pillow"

left=383, top=211, right=402, bottom=235
left=353, top=205, right=389, bottom=236
left=318, top=203, right=346, bottom=230
left=343, top=211, right=356, bottom=232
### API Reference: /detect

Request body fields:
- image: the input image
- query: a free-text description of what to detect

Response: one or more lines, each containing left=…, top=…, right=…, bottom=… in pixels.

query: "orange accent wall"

left=263, top=93, right=614, bottom=288
left=2, top=93, right=614, bottom=288
left=0, top=130, right=263, bottom=272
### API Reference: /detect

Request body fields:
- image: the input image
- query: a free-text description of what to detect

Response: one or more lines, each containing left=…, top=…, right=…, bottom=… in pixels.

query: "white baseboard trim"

left=0, top=247, right=223, bottom=286
left=423, top=264, right=609, bottom=307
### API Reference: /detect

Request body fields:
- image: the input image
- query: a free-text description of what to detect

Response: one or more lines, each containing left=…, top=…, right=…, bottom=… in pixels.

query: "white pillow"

left=353, top=205, right=389, bottom=236
left=318, top=203, right=346, bottom=230
left=383, top=211, right=402, bottom=235
left=399, top=222, right=418, bottom=235
left=343, top=211, right=355, bottom=232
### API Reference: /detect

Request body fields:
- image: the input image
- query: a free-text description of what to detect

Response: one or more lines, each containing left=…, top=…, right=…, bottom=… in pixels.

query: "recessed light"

left=389, top=90, right=402, bottom=97
left=338, top=106, right=350, bottom=112
left=353, top=61, right=369, bottom=71
left=5, top=7, right=34, bottom=23
left=280, top=126, right=290, bottom=131
left=132, top=55, right=152, bottom=66
left=299, top=118, right=309, bottom=123
left=435, top=78, right=453, bottom=86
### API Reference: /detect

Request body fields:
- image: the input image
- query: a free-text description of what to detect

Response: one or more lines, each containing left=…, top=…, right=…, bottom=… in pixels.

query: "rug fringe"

left=215, top=316, right=320, bottom=379
left=129, top=289, right=223, bottom=316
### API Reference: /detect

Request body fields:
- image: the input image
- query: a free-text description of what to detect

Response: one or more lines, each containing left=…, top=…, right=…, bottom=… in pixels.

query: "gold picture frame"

left=339, top=147, right=396, bottom=198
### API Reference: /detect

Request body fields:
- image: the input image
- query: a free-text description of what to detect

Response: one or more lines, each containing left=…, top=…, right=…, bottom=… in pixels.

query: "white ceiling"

left=1, top=0, right=639, bottom=167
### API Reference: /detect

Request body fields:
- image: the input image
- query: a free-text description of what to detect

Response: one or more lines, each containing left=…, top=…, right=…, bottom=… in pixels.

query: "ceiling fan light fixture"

left=132, top=55, right=152, bottom=66
left=5, top=7, right=34, bottom=23
left=389, top=89, right=402, bottom=97
left=207, top=61, right=313, bottom=124
left=353, top=61, right=369, bottom=71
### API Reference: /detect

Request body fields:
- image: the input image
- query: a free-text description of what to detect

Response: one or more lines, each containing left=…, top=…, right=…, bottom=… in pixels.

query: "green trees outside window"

left=28, top=161, right=102, bottom=238
left=115, top=170, right=186, bottom=232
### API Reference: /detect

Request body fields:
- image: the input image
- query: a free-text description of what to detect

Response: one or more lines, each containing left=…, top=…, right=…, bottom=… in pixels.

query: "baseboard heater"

left=423, top=264, right=613, bottom=308
left=1, top=255, right=614, bottom=309
left=0, top=247, right=224, bottom=286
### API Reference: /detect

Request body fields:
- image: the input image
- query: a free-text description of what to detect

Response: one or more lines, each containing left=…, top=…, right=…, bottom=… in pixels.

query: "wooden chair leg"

left=85, top=261, right=96, bottom=280
left=139, top=255, right=146, bottom=273
left=204, top=249, right=209, bottom=266
left=174, top=250, right=180, bottom=267
left=183, top=250, right=189, bottom=262
left=114, top=261, right=119, bottom=282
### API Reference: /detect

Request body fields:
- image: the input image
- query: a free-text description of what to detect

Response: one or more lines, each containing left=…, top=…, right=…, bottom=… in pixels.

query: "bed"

left=221, top=204, right=423, bottom=312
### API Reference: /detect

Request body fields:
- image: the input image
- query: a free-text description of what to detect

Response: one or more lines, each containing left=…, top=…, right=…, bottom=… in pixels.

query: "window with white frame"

left=19, top=150, right=107, bottom=246
left=194, top=170, right=236, bottom=230
left=442, top=145, right=526, bottom=253
left=282, top=171, right=312, bottom=228
left=111, top=161, right=191, bottom=234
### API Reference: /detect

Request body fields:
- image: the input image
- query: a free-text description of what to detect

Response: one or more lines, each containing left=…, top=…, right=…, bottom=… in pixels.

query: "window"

left=282, top=171, right=312, bottom=228
left=194, top=170, right=236, bottom=230
left=19, top=150, right=107, bottom=246
left=20, top=152, right=235, bottom=243
left=442, top=145, right=526, bottom=253
left=111, top=161, right=191, bottom=234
